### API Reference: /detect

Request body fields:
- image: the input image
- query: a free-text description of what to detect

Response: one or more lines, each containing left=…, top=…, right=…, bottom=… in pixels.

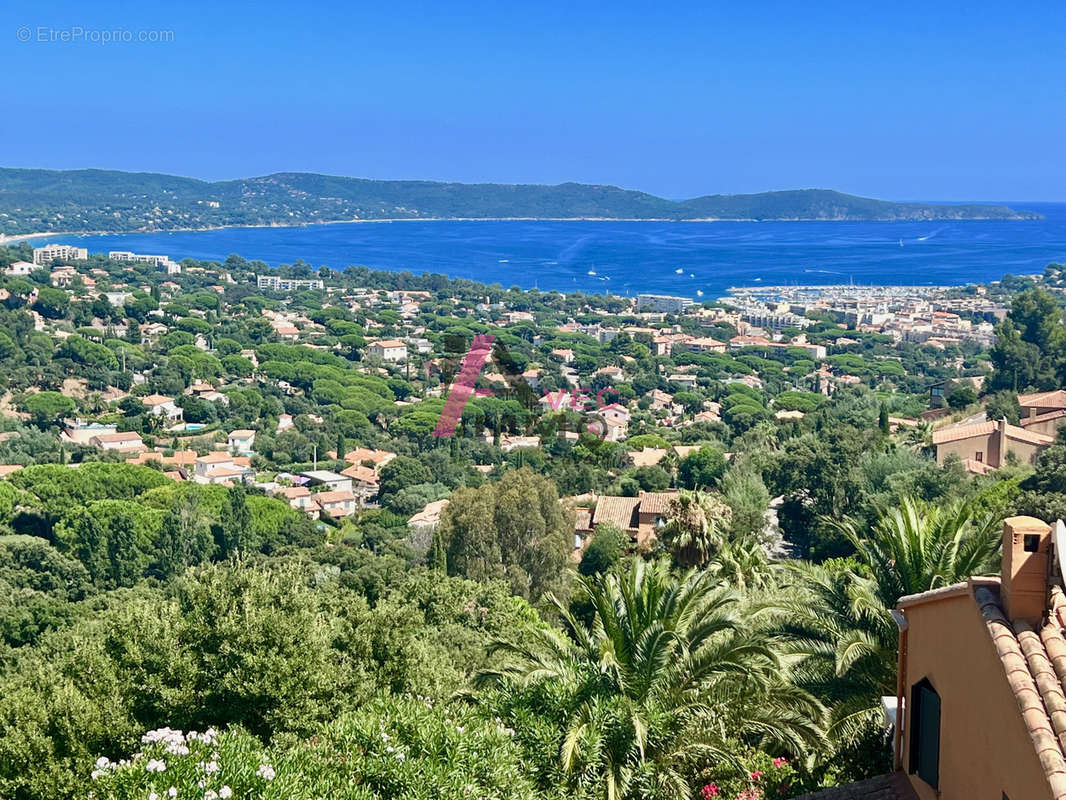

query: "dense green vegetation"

left=0, top=168, right=1040, bottom=235
left=0, top=240, right=1060, bottom=799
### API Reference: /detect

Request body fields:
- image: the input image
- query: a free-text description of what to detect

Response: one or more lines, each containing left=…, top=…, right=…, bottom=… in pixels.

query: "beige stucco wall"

left=901, top=589, right=1053, bottom=800
left=936, top=434, right=996, bottom=466
left=1003, top=438, right=1048, bottom=466
left=1022, top=418, right=1061, bottom=438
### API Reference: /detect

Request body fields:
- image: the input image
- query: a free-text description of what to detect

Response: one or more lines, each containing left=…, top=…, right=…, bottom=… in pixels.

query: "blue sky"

left=2, top=0, right=1065, bottom=200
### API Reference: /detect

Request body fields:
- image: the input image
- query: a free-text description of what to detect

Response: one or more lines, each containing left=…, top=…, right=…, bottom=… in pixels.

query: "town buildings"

left=32, top=243, right=88, bottom=265
left=636, top=293, right=694, bottom=314
left=367, top=339, right=408, bottom=362
left=256, top=275, right=325, bottom=291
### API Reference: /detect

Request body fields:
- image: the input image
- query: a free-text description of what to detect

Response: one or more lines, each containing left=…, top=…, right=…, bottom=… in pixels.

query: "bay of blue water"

left=57, top=203, right=1066, bottom=298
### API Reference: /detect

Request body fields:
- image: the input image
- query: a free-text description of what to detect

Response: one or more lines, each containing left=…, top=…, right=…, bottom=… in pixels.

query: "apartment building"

left=32, top=243, right=88, bottom=265
left=256, top=275, right=325, bottom=291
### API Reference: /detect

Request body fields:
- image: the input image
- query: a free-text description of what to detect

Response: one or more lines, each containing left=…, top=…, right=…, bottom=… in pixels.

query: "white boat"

left=674, top=268, right=684, bottom=274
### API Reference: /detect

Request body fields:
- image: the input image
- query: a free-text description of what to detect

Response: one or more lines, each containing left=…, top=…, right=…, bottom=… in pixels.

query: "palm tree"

left=708, top=536, right=779, bottom=593
left=660, top=490, right=732, bottom=568
left=831, top=496, right=1001, bottom=605
left=479, top=560, right=824, bottom=800
left=774, top=562, right=897, bottom=746
left=901, top=420, right=933, bottom=455
left=776, top=496, right=1000, bottom=747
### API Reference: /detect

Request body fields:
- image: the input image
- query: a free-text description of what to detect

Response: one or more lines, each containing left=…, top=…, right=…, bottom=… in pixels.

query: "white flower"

left=256, top=764, right=276, bottom=781
left=150, top=794, right=160, bottom=800
left=199, top=761, right=219, bottom=774
left=219, top=787, right=232, bottom=799
left=204, top=792, right=218, bottom=800
left=146, top=759, right=167, bottom=773
left=395, top=752, right=406, bottom=761
left=90, top=770, right=104, bottom=780
left=95, top=757, right=110, bottom=769
left=168, top=789, right=178, bottom=798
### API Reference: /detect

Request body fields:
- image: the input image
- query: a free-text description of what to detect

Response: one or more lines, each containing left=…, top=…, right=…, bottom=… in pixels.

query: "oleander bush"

left=85, top=695, right=553, bottom=800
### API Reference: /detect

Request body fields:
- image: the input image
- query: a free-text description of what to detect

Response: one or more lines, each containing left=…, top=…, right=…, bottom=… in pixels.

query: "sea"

left=44, top=202, right=1066, bottom=299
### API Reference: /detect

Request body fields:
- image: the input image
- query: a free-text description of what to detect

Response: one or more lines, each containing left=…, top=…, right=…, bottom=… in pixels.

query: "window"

left=1024, top=534, right=1040, bottom=553
left=975, top=451, right=983, bottom=463
left=909, top=679, right=940, bottom=789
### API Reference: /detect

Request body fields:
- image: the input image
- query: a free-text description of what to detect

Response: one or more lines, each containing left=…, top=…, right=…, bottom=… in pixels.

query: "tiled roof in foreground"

left=788, top=771, right=917, bottom=799
left=975, top=583, right=1066, bottom=799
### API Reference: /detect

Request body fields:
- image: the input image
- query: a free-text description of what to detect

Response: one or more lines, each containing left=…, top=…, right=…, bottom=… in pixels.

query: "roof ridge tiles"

left=975, top=585, right=1066, bottom=798
left=1016, top=620, right=1066, bottom=752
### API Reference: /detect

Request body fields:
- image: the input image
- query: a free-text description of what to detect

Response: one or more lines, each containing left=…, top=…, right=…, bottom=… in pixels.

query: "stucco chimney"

left=1001, top=515, right=1052, bottom=625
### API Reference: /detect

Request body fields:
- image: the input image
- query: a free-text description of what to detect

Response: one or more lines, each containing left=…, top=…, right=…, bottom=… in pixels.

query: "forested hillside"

left=0, top=168, right=1040, bottom=235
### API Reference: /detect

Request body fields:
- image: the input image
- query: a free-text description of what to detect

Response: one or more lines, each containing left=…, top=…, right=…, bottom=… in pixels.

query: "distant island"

left=0, top=167, right=1042, bottom=236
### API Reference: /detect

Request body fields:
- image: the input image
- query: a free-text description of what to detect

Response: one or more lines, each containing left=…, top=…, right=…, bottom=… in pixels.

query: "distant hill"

left=0, top=168, right=1042, bottom=236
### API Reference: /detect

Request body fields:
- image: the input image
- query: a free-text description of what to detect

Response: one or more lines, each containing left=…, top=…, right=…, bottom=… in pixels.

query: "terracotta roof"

left=316, top=490, right=357, bottom=504
left=628, top=447, right=668, bottom=467
left=343, top=448, right=396, bottom=467
left=975, top=583, right=1066, bottom=799
left=786, top=772, right=918, bottom=799
left=126, top=450, right=198, bottom=466
left=1019, top=390, right=1066, bottom=410
left=592, top=496, right=640, bottom=530
left=205, top=466, right=246, bottom=478
left=638, top=491, right=678, bottom=515
left=1023, top=409, right=1066, bottom=428
left=277, top=486, right=310, bottom=499
left=340, top=464, right=378, bottom=484
left=1006, top=425, right=1055, bottom=446
left=931, top=420, right=996, bottom=444
left=141, top=394, right=173, bottom=406
left=196, top=452, right=237, bottom=464
left=92, top=431, right=143, bottom=443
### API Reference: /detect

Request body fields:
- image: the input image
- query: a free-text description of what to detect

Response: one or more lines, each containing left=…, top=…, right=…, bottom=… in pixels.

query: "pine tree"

left=154, top=507, right=188, bottom=579
left=878, top=403, right=890, bottom=435
left=107, top=515, right=139, bottom=587
left=223, top=484, right=253, bottom=556
left=427, top=527, right=448, bottom=572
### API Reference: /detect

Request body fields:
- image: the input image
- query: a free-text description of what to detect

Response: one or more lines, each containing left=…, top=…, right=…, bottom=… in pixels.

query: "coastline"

left=0, top=210, right=1046, bottom=245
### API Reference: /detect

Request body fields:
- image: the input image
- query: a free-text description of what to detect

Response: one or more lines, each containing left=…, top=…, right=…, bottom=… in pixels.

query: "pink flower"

left=750, top=770, right=763, bottom=780
left=701, top=783, right=720, bottom=798
left=772, top=757, right=787, bottom=768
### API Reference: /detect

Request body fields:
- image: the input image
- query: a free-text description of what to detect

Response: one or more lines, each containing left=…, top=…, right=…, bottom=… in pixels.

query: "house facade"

left=889, top=517, right=1066, bottom=800
left=933, top=418, right=1052, bottom=473
left=368, top=340, right=408, bottom=362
